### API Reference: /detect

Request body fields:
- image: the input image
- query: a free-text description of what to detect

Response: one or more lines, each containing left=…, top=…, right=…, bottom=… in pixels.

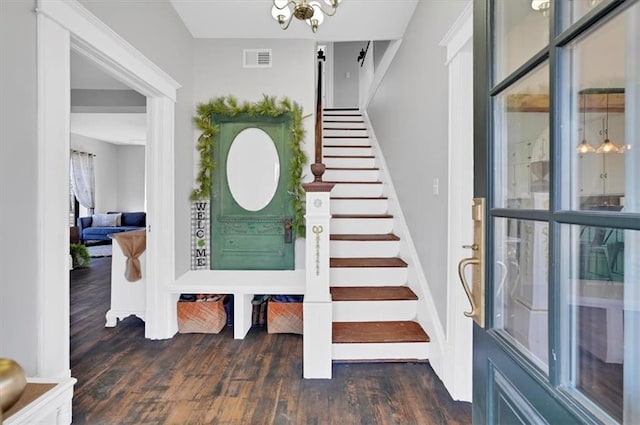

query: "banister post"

left=303, top=181, right=334, bottom=379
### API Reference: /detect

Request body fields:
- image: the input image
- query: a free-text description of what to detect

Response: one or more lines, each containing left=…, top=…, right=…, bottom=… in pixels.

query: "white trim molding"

left=36, top=0, right=180, bottom=380
left=439, top=0, right=474, bottom=402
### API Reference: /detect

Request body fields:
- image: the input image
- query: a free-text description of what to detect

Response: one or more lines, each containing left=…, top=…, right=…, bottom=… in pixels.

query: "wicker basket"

left=177, top=296, right=226, bottom=334
left=267, top=300, right=303, bottom=334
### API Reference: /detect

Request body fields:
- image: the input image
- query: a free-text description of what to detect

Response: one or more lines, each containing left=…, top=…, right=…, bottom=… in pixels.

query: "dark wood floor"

left=70, top=257, right=471, bottom=424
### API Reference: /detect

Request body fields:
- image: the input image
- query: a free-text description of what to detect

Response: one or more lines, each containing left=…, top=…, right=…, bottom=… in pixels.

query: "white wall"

left=367, top=0, right=468, bottom=329
left=79, top=0, right=195, bottom=276
left=0, top=0, right=39, bottom=374
left=193, top=39, right=316, bottom=153
left=117, top=145, right=146, bottom=211
left=333, top=41, right=367, bottom=108
left=70, top=134, right=145, bottom=214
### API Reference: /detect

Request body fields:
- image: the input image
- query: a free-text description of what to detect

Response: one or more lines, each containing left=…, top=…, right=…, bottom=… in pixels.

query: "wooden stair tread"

left=324, top=127, right=366, bottom=130
left=325, top=181, right=382, bottom=185
left=333, top=321, right=429, bottom=344
left=330, top=233, right=399, bottom=241
left=323, top=120, right=364, bottom=123
left=324, top=108, right=359, bottom=111
left=332, top=214, right=393, bottom=219
left=331, top=286, right=417, bottom=301
left=330, top=257, right=408, bottom=268
left=324, top=135, right=369, bottom=138
left=326, top=167, right=379, bottom=171
left=325, top=154, right=373, bottom=157
left=323, top=145, right=372, bottom=148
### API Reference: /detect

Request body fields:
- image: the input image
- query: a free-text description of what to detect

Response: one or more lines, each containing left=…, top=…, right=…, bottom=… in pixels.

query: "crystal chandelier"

left=272, top=0, right=342, bottom=33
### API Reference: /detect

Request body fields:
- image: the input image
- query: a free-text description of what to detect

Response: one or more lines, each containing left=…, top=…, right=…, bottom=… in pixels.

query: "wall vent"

left=243, top=49, right=272, bottom=68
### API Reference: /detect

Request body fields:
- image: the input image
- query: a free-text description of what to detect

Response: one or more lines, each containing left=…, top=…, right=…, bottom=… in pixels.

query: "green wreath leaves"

left=191, top=95, right=308, bottom=237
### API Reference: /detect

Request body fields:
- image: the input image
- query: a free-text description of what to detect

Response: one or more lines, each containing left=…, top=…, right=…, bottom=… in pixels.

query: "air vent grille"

left=243, top=49, right=272, bottom=68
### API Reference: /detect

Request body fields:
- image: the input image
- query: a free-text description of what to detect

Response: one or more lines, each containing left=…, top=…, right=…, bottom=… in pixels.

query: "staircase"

left=322, top=108, right=430, bottom=361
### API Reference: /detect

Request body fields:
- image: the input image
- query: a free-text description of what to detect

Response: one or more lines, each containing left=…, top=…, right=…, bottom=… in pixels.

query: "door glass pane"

left=562, top=0, right=606, bottom=29
left=563, top=2, right=639, bottom=212
left=560, top=224, right=638, bottom=423
left=494, top=63, right=550, bottom=209
left=493, top=0, right=549, bottom=83
left=494, top=217, right=549, bottom=372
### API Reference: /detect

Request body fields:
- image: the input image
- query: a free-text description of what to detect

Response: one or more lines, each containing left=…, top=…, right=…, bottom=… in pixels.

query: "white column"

left=303, top=183, right=334, bottom=379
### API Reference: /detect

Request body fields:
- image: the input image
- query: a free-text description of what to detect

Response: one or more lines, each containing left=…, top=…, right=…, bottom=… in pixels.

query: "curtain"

left=70, top=151, right=95, bottom=214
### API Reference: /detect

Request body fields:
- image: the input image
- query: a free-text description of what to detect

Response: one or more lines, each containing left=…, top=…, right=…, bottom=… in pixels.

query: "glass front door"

left=473, top=0, right=640, bottom=423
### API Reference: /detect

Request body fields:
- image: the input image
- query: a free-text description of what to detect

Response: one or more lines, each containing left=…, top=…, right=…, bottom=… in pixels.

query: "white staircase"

left=322, top=108, right=430, bottom=362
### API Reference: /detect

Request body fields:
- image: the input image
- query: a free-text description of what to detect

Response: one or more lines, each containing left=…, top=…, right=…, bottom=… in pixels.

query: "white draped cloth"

left=70, top=151, right=95, bottom=213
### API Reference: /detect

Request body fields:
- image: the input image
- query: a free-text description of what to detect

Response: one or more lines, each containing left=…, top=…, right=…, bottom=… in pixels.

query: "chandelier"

left=272, top=0, right=342, bottom=33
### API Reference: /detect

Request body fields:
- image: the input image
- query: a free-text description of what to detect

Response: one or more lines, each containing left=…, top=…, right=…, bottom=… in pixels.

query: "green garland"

left=191, top=95, right=308, bottom=236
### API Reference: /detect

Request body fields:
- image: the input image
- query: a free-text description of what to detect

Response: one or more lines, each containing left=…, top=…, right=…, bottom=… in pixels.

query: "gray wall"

left=333, top=41, right=367, bottom=108
left=193, top=38, right=316, bottom=180
left=116, top=145, right=146, bottom=212
left=79, top=0, right=195, bottom=276
left=0, top=0, right=39, bottom=374
left=367, top=0, right=468, bottom=328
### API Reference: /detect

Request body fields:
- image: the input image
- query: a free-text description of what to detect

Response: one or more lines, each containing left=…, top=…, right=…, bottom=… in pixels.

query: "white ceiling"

left=169, top=0, right=419, bottom=41
left=70, top=113, right=147, bottom=145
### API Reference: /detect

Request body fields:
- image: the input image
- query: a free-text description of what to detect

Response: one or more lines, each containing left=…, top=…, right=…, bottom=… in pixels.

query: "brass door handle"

left=458, top=257, right=480, bottom=318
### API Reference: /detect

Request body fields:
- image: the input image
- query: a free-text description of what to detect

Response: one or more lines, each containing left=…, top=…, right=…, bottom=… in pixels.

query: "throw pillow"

left=92, top=213, right=120, bottom=227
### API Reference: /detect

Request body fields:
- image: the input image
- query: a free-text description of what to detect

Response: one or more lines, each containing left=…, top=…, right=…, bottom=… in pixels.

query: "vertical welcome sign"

left=191, top=200, right=210, bottom=269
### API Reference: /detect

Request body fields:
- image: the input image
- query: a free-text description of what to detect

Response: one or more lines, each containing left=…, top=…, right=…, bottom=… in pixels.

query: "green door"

left=211, top=113, right=295, bottom=270
left=473, top=0, right=639, bottom=423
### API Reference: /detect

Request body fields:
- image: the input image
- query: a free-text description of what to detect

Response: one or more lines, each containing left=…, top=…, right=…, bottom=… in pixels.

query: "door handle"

left=456, top=198, right=485, bottom=327
left=284, top=218, right=293, bottom=243
left=458, top=257, right=480, bottom=318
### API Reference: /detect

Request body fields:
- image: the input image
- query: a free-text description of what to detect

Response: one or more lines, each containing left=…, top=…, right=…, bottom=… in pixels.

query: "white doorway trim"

left=439, top=0, right=473, bottom=402
left=36, top=0, right=180, bottom=378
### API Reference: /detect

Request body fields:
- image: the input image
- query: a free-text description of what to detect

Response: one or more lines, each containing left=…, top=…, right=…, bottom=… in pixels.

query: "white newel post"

left=302, top=182, right=334, bottom=379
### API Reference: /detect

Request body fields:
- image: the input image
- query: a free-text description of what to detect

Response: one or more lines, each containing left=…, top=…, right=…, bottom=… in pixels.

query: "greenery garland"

left=191, top=95, right=308, bottom=237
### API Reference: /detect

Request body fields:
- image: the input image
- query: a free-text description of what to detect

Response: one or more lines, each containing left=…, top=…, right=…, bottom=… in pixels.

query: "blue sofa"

left=77, top=211, right=146, bottom=243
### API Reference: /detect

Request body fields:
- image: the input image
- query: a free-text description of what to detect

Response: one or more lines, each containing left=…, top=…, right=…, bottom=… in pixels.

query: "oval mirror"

left=226, top=128, right=280, bottom=211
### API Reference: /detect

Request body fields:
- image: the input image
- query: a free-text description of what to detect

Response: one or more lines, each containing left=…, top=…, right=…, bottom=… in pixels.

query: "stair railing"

left=302, top=49, right=334, bottom=379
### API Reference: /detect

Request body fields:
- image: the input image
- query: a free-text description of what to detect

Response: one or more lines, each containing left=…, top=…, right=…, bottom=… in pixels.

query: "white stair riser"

left=330, top=240, right=400, bottom=258
left=324, top=129, right=369, bottom=137
left=330, top=268, right=408, bottom=286
left=330, top=183, right=384, bottom=198
left=323, top=137, right=370, bottom=146
left=331, top=218, right=393, bottom=234
left=323, top=146, right=373, bottom=156
left=324, top=169, right=379, bottom=182
left=333, top=300, right=417, bottom=322
left=323, top=113, right=361, bottom=120
left=331, top=198, right=388, bottom=215
left=323, top=121, right=366, bottom=129
left=324, top=157, right=376, bottom=168
left=332, top=342, right=429, bottom=361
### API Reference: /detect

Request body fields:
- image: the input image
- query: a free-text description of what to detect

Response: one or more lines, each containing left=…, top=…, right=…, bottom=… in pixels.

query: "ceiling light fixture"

left=272, top=0, right=341, bottom=34
left=576, top=92, right=596, bottom=154
left=531, top=0, right=550, bottom=14
left=595, top=92, right=620, bottom=154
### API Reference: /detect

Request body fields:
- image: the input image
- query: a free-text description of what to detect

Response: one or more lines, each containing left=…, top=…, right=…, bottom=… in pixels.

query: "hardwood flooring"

left=70, top=257, right=471, bottom=424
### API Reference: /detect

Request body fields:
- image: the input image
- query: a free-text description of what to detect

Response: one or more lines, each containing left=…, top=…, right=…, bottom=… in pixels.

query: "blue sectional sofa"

left=77, top=211, right=146, bottom=243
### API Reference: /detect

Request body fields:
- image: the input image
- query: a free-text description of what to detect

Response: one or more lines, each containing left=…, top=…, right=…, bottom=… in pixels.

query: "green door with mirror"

left=473, top=0, right=639, bottom=423
left=211, top=113, right=295, bottom=270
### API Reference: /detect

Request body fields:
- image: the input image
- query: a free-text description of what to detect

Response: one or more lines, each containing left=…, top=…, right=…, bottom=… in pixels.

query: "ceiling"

left=169, top=0, right=419, bottom=41
left=70, top=1, right=419, bottom=145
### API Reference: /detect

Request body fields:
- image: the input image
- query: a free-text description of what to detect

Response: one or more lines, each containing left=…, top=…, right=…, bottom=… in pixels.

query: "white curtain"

left=70, top=151, right=95, bottom=214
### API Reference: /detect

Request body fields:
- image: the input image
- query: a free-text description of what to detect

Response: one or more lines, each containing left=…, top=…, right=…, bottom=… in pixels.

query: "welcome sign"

left=191, top=200, right=210, bottom=269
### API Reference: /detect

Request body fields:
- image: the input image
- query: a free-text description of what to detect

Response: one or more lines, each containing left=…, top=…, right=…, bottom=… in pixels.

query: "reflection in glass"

left=494, top=218, right=549, bottom=372
left=561, top=225, right=636, bottom=423
left=493, top=0, right=549, bottom=84
left=562, top=0, right=605, bottom=29
left=494, top=63, right=549, bottom=209
left=565, top=3, right=639, bottom=212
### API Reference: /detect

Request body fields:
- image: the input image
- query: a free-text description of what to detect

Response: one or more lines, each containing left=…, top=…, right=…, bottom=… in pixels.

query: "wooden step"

left=323, top=145, right=372, bottom=148
left=330, top=257, right=407, bottom=268
left=326, top=167, right=379, bottom=171
left=331, top=286, right=417, bottom=301
left=332, top=214, right=393, bottom=219
left=330, top=233, right=399, bottom=241
left=324, top=107, right=359, bottom=111
left=323, top=120, right=364, bottom=123
left=333, top=321, right=429, bottom=343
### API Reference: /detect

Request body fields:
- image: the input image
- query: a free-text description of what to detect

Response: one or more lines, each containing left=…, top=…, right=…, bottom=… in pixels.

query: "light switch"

left=345, top=71, right=350, bottom=79
left=432, top=178, right=439, bottom=195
